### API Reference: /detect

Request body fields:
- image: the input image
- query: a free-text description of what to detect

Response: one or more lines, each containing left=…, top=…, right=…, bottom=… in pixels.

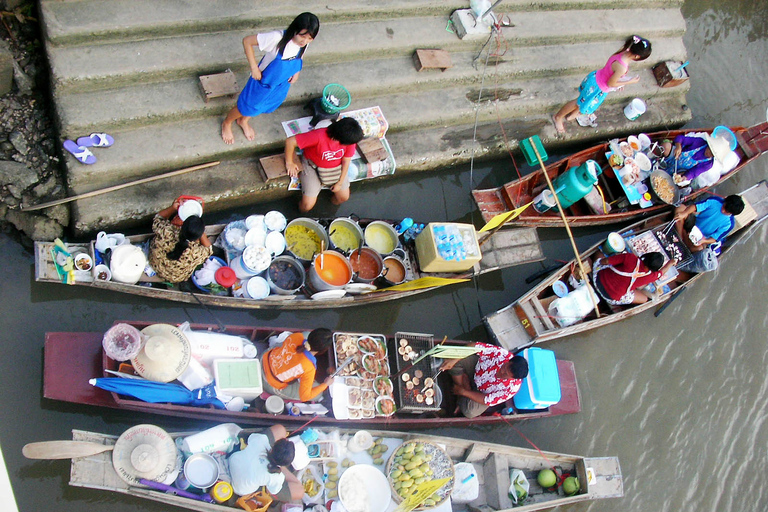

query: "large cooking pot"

left=380, top=255, right=407, bottom=286
left=284, top=218, right=330, bottom=263
left=308, top=251, right=352, bottom=292
left=266, top=256, right=305, bottom=295
left=363, top=221, right=399, bottom=256
left=349, top=247, right=384, bottom=283
left=328, top=217, right=364, bottom=254
left=648, top=170, right=681, bottom=205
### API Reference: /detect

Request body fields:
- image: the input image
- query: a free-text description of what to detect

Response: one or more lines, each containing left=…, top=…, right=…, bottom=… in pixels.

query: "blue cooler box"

left=513, top=347, right=561, bottom=410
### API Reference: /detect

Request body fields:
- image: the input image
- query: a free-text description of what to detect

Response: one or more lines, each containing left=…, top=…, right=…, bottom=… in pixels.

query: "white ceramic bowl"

left=178, top=200, right=203, bottom=221
left=634, top=151, right=652, bottom=171
left=638, top=133, right=652, bottom=149
left=264, top=211, right=287, bottom=232
left=93, top=264, right=112, bottom=281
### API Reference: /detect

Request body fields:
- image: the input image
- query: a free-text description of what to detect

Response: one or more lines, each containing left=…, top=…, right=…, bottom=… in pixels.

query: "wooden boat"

left=484, top=180, right=768, bottom=351
left=34, top=218, right=543, bottom=310
left=45, top=425, right=622, bottom=512
left=44, top=321, right=581, bottom=428
left=472, top=122, right=768, bottom=228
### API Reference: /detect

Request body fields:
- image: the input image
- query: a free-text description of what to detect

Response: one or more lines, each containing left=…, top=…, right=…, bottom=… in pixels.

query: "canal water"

left=2, top=0, right=767, bottom=510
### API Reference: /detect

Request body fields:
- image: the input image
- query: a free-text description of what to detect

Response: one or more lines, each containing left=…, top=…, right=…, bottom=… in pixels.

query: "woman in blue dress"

left=221, top=13, right=320, bottom=144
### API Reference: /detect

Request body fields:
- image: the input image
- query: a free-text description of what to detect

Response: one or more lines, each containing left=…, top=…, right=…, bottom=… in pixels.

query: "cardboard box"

left=652, top=61, right=689, bottom=88
left=415, top=222, right=482, bottom=272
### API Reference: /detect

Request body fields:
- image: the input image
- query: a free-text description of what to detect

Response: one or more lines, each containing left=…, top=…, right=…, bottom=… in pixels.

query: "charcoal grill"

left=392, top=332, right=441, bottom=413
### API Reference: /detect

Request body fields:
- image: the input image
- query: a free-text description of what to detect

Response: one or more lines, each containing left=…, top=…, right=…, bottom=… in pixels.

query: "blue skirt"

left=576, top=71, right=607, bottom=115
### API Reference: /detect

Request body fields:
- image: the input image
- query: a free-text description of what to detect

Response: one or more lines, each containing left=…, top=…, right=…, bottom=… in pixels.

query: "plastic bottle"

left=395, top=217, right=414, bottom=234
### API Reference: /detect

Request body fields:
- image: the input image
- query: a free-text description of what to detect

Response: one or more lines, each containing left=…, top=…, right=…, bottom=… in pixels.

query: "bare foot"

left=237, top=118, right=255, bottom=141
left=221, top=121, right=235, bottom=145
left=552, top=115, right=565, bottom=134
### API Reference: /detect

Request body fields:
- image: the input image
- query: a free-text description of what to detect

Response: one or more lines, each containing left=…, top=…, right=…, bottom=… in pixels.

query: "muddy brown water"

left=2, top=1, right=768, bottom=510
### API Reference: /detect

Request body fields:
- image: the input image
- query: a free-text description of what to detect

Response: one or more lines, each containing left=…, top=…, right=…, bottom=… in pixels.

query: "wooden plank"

left=483, top=453, right=512, bottom=510
left=529, top=297, right=556, bottom=330
left=357, top=137, right=388, bottom=163
left=198, top=70, right=238, bottom=102
left=477, top=228, right=543, bottom=272
left=258, top=154, right=289, bottom=181
left=412, top=49, right=452, bottom=72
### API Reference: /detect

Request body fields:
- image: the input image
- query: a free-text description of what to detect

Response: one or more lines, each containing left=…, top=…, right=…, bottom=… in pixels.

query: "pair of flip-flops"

left=63, top=133, right=115, bottom=165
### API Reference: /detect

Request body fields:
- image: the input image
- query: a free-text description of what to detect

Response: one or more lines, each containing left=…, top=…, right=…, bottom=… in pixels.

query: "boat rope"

left=498, top=414, right=568, bottom=488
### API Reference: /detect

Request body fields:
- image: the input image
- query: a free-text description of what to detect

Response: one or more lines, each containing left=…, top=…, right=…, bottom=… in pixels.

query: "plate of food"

left=375, top=396, right=396, bottom=417
left=374, top=376, right=394, bottom=396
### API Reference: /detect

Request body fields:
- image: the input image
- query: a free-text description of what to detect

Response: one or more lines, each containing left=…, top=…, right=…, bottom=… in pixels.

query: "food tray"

left=651, top=225, right=693, bottom=268
left=393, top=332, right=440, bottom=413
left=385, top=440, right=455, bottom=510
left=333, top=332, right=387, bottom=378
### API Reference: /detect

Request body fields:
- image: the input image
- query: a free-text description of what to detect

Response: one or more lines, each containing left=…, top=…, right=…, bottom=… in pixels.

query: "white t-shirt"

left=256, top=30, right=302, bottom=71
left=228, top=433, right=286, bottom=496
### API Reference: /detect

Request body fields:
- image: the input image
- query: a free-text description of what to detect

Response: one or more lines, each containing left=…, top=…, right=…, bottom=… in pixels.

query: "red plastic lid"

left=214, top=266, right=237, bottom=287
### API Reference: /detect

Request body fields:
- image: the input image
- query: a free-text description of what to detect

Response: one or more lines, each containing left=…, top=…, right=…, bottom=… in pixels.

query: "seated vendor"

left=148, top=199, right=212, bottom=283
left=261, top=328, right=334, bottom=402
left=229, top=424, right=304, bottom=502
left=674, top=195, right=744, bottom=275
left=284, top=117, right=365, bottom=213
left=440, top=342, right=528, bottom=419
left=592, top=251, right=677, bottom=305
left=660, top=131, right=737, bottom=189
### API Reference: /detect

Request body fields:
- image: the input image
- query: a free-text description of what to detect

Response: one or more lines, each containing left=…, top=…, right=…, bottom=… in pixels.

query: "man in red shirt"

left=284, top=118, right=364, bottom=212
left=440, top=342, right=528, bottom=418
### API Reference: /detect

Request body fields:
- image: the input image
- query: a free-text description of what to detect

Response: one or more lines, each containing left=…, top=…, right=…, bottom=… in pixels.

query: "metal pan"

left=648, top=170, right=681, bottom=205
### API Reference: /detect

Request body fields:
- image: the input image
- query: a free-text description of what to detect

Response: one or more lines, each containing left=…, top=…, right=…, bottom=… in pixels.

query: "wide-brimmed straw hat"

left=130, top=324, right=191, bottom=382
left=706, top=127, right=739, bottom=174
left=112, top=424, right=179, bottom=486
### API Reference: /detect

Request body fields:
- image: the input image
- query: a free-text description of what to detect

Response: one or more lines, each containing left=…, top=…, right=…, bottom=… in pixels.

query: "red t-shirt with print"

left=295, top=127, right=356, bottom=169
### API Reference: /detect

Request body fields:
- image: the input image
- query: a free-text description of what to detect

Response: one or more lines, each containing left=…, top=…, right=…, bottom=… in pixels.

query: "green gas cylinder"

left=551, top=160, right=602, bottom=209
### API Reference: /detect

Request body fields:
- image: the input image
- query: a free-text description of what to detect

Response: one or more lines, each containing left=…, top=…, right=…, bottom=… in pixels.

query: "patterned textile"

left=148, top=216, right=212, bottom=283
left=473, top=343, right=523, bottom=406
left=576, top=71, right=608, bottom=115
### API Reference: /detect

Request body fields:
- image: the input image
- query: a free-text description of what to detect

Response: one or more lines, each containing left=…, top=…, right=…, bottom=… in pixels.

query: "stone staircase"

left=39, top=0, right=690, bottom=233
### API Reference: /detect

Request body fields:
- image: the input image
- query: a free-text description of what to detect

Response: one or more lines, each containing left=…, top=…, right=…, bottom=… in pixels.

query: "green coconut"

left=537, top=469, right=557, bottom=488
left=563, top=476, right=580, bottom=496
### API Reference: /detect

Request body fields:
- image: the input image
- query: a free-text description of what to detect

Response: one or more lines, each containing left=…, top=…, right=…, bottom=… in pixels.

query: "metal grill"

left=393, top=332, right=440, bottom=413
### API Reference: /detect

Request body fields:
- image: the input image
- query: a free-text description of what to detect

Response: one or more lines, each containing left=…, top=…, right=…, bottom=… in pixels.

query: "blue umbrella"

left=90, top=378, right=224, bottom=408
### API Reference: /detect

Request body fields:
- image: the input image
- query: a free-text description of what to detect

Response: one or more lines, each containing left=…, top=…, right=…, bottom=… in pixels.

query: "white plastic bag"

left=508, top=469, right=529, bottom=505
left=451, top=462, right=479, bottom=503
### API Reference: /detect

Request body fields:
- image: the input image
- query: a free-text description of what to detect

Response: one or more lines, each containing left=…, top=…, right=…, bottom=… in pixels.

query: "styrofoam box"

left=213, top=358, right=263, bottom=401
left=414, top=222, right=482, bottom=273
left=512, top=347, right=561, bottom=410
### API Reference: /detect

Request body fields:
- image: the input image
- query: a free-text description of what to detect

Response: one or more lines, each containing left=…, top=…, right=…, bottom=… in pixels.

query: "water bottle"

left=395, top=217, right=413, bottom=234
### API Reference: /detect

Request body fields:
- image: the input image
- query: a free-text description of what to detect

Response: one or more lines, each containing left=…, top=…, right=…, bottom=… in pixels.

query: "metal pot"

left=308, top=251, right=352, bottom=291
left=349, top=247, right=384, bottom=283
left=285, top=218, right=330, bottom=263
left=266, top=256, right=305, bottom=295
left=380, top=255, right=407, bottom=286
left=363, top=221, right=399, bottom=256
left=648, top=170, right=681, bottom=205
left=328, top=217, right=364, bottom=254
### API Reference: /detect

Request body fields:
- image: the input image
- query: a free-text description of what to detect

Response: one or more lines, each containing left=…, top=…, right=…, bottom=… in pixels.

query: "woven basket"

left=385, top=439, right=455, bottom=511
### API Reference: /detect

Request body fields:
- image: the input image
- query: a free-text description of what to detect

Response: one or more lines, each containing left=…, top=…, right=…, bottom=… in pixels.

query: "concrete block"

left=0, top=39, right=14, bottom=96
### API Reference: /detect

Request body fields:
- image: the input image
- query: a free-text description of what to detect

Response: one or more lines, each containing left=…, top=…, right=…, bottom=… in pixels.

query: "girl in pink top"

left=553, top=35, right=652, bottom=134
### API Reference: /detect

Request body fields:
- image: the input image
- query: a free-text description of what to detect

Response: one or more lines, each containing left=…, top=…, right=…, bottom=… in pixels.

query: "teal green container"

left=551, top=160, right=601, bottom=209
left=520, top=137, right=548, bottom=166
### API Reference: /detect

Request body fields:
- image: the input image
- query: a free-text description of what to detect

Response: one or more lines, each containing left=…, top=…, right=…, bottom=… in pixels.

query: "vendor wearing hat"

left=659, top=128, right=740, bottom=189
left=229, top=424, right=304, bottom=502
left=149, top=199, right=213, bottom=283
left=261, top=328, right=334, bottom=402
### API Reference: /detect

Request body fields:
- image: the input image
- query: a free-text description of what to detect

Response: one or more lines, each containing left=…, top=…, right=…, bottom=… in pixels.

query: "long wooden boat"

left=43, top=321, right=580, bottom=428
left=473, top=122, right=768, bottom=228
left=46, top=425, right=622, bottom=512
left=484, top=180, right=768, bottom=351
left=34, top=218, right=543, bottom=310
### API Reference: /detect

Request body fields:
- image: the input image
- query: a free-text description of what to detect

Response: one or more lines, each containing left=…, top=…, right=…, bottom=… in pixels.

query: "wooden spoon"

left=22, top=440, right=115, bottom=460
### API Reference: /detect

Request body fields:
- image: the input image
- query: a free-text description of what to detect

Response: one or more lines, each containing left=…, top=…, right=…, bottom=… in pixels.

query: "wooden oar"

left=654, top=285, right=686, bottom=317
left=22, top=440, right=114, bottom=460
left=528, top=138, right=600, bottom=318
left=20, top=161, right=221, bottom=211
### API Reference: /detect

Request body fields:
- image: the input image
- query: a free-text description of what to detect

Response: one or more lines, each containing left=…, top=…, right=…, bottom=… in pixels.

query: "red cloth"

left=597, top=253, right=661, bottom=300
left=295, top=127, right=355, bottom=169
left=473, top=343, right=522, bottom=406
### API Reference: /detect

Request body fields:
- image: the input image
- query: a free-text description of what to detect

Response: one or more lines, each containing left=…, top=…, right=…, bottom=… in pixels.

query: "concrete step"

left=56, top=37, right=688, bottom=136
left=64, top=66, right=689, bottom=195
left=41, top=0, right=684, bottom=46
left=69, top=94, right=690, bottom=233
left=45, top=8, right=686, bottom=93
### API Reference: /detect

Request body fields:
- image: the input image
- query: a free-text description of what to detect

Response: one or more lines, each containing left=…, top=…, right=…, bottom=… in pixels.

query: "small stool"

left=198, top=69, right=239, bottom=103
left=304, top=97, right=340, bottom=127
left=413, top=49, right=453, bottom=72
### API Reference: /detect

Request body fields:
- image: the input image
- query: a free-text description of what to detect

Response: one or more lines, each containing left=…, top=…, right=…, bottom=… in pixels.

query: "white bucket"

left=624, top=98, right=646, bottom=120
left=244, top=276, right=270, bottom=299
left=532, top=189, right=556, bottom=213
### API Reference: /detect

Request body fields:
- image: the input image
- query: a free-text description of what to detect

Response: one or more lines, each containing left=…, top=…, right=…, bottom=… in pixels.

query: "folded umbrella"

left=90, top=378, right=224, bottom=408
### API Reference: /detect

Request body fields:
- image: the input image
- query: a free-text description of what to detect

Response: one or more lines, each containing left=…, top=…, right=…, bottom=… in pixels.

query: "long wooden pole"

left=20, top=161, right=221, bottom=211
left=529, top=140, right=600, bottom=317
